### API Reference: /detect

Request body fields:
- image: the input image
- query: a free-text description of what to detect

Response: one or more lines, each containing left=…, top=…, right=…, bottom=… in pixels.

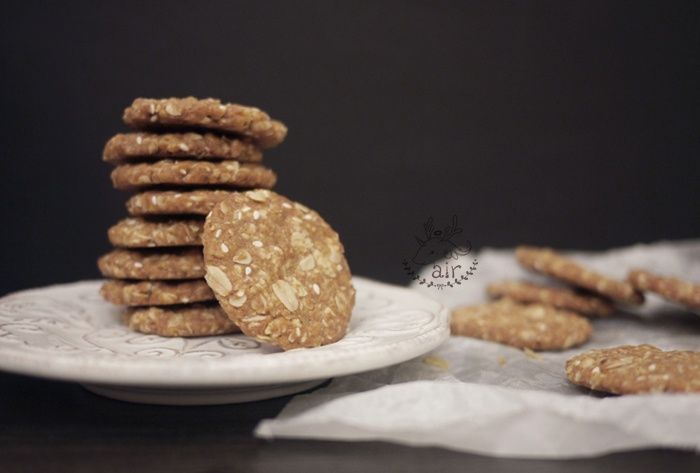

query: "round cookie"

left=126, top=190, right=236, bottom=216
left=101, top=280, right=214, bottom=306
left=125, top=304, right=240, bottom=337
left=110, top=160, right=277, bottom=190
left=487, top=280, right=614, bottom=317
left=103, top=132, right=262, bottom=163
left=450, top=299, right=592, bottom=350
left=108, top=217, right=203, bottom=248
left=515, top=246, right=644, bottom=305
left=98, top=249, right=205, bottom=280
left=628, top=269, right=700, bottom=311
left=201, top=189, right=356, bottom=350
left=566, top=345, right=700, bottom=394
left=122, top=97, right=287, bottom=149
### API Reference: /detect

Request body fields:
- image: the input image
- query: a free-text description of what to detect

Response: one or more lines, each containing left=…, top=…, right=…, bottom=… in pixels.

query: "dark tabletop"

left=1, top=372, right=698, bottom=473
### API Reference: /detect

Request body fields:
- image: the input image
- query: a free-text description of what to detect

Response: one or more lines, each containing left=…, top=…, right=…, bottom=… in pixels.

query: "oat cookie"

left=125, top=304, right=239, bottom=337
left=126, top=190, right=237, bottom=216
left=202, top=189, right=355, bottom=350
left=450, top=299, right=592, bottom=350
left=122, top=97, right=287, bottom=149
left=516, top=246, right=644, bottom=305
left=103, top=132, right=262, bottom=163
left=110, top=160, right=276, bottom=190
left=566, top=345, right=700, bottom=394
left=628, top=269, right=700, bottom=311
left=101, top=280, right=214, bottom=306
left=108, top=217, right=203, bottom=248
left=487, top=280, right=614, bottom=317
left=98, top=249, right=205, bottom=280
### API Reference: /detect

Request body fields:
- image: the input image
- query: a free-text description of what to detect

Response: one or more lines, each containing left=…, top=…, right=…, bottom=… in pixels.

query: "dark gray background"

left=1, top=0, right=698, bottom=295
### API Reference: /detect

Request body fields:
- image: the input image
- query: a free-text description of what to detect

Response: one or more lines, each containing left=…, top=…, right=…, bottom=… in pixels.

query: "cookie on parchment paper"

left=126, top=190, right=237, bottom=216
left=100, top=280, right=214, bottom=306
left=122, top=97, right=287, bottom=149
left=450, top=299, right=592, bottom=351
left=125, top=304, right=239, bottom=337
left=628, top=269, right=700, bottom=311
left=103, top=132, right=263, bottom=163
left=515, top=246, right=644, bottom=305
left=98, top=249, right=205, bottom=280
left=566, top=344, right=700, bottom=394
left=487, top=280, right=614, bottom=317
left=108, top=217, right=203, bottom=248
left=110, top=160, right=277, bottom=190
left=202, top=189, right=356, bottom=350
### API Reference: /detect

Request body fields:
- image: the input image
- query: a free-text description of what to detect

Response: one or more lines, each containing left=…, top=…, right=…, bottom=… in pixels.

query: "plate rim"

left=0, top=277, right=449, bottom=387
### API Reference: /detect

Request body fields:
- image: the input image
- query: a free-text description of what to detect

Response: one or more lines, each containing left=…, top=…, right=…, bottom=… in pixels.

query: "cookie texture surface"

left=202, top=189, right=356, bottom=350
left=103, top=132, right=262, bottom=163
left=516, top=246, right=644, bottom=305
left=125, top=304, right=239, bottom=337
left=122, top=97, right=287, bottom=149
left=566, top=345, right=700, bottom=394
left=98, top=249, right=205, bottom=280
left=100, top=280, right=214, bottom=306
left=126, top=190, right=237, bottom=216
left=450, top=299, right=592, bottom=350
left=628, top=269, right=700, bottom=310
left=487, top=280, right=614, bottom=317
left=108, top=217, right=203, bottom=248
left=110, top=160, right=276, bottom=190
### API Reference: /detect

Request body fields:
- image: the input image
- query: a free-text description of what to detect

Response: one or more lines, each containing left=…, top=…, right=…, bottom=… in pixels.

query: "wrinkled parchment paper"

left=256, top=240, right=700, bottom=458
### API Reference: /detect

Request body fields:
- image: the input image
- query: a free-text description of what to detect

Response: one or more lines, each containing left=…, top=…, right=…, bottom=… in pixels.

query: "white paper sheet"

left=256, top=240, right=700, bottom=458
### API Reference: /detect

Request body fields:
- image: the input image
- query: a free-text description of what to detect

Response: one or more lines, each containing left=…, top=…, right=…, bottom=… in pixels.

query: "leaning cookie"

left=126, top=190, right=237, bottom=216
left=202, top=189, right=356, bottom=350
left=516, top=246, right=644, bottom=305
left=628, top=269, right=700, bottom=311
left=103, top=132, right=263, bottom=163
left=110, top=160, right=277, bottom=190
left=450, top=299, right=592, bottom=350
left=487, top=281, right=614, bottom=317
left=125, top=304, right=240, bottom=337
left=101, top=280, right=214, bottom=306
left=122, top=97, right=287, bottom=149
left=98, top=249, right=205, bottom=280
left=566, top=344, right=700, bottom=394
left=108, top=217, right=203, bottom=248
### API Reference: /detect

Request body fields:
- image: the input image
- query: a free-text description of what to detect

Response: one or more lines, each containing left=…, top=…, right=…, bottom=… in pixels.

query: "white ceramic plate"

left=0, top=277, right=448, bottom=404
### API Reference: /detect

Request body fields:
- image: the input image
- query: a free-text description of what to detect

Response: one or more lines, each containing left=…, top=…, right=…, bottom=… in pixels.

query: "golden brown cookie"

left=487, top=280, right=614, bottom=317
left=122, top=97, right=287, bottom=149
left=566, top=345, right=700, bottom=394
left=628, top=269, right=700, bottom=311
left=103, top=132, right=263, bottom=163
left=108, top=217, right=203, bottom=248
left=100, top=279, right=214, bottom=306
left=98, top=249, right=205, bottom=280
left=201, top=189, right=356, bottom=350
left=126, top=190, right=237, bottom=216
left=110, top=160, right=276, bottom=190
left=125, top=304, right=240, bottom=337
left=515, top=246, right=644, bottom=305
left=450, top=299, right=592, bottom=350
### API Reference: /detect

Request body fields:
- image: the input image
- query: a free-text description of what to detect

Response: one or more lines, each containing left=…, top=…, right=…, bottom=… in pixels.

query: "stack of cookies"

left=98, top=97, right=286, bottom=337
